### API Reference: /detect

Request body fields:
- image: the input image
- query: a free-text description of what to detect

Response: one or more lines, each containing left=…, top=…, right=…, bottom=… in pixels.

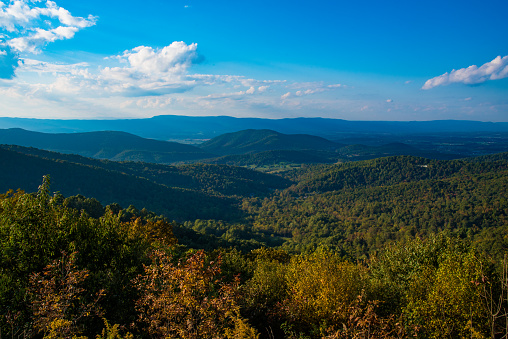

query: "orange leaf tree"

left=134, top=249, right=258, bottom=339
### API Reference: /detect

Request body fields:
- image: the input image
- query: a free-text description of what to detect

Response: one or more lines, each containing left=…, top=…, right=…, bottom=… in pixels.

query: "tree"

left=134, top=249, right=258, bottom=339
left=29, top=252, right=104, bottom=339
left=278, top=249, right=368, bottom=337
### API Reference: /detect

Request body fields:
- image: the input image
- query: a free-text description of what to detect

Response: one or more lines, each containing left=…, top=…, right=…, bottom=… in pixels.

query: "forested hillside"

left=242, top=155, right=508, bottom=258
left=1, top=144, right=291, bottom=197
left=0, top=147, right=242, bottom=221
left=1, top=150, right=508, bottom=338
left=0, top=128, right=465, bottom=170
left=203, top=149, right=336, bottom=167
left=199, top=129, right=343, bottom=155
left=199, top=129, right=457, bottom=163
left=0, top=145, right=291, bottom=221
left=0, top=128, right=213, bottom=163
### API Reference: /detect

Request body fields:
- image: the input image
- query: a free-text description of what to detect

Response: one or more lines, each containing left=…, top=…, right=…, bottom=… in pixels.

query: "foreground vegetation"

left=2, top=150, right=508, bottom=338
left=1, top=173, right=508, bottom=339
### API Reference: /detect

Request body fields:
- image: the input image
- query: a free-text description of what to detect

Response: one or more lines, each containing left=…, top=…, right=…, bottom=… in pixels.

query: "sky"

left=0, top=0, right=507, bottom=121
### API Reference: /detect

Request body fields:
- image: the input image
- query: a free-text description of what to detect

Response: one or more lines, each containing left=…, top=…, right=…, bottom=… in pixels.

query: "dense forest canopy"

left=1, top=148, right=508, bottom=338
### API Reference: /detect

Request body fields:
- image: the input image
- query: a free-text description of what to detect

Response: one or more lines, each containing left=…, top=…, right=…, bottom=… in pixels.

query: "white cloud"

left=115, top=42, right=197, bottom=75
left=187, top=74, right=285, bottom=89
left=6, top=45, right=199, bottom=99
left=97, top=42, right=199, bottom=96
left=20, top=58, right=89, bottom=73
left=287, top=81, right=347, bottom=98
left=0, top=0, right=96, bottom=30
left=284, top=87, right=327, bottom=98
left=200, top=90, right=247, bottom=100
left=423, top=55, right=508, bottom=90
left=0, top=1, right=42, bottom=31
left=277, top=81, right=349, bottom=103
left=136, top=97, right=173, bottom=109
left=0, top=0, right=96, bottom=53
left=6, top=41, right=290, bottom=102
left=1, top=30, right=366, bottom=119
left=302, top=88, right=324, bottom=95
left=44, top=3, right=96, bottom=28
left=8, top=26, right=80, bottom=53
left=386, top=99, right=393, bottom=103
left=281, top=92, right=290, bottom=100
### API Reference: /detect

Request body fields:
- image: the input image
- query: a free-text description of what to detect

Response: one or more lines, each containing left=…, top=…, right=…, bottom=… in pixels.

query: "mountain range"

left=2, top=115, right=508, bottom=140
left=0, top=128, right=464, bottom=166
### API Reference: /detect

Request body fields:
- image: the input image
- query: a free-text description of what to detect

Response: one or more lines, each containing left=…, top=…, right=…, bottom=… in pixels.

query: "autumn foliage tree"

left=0, top=176, right=170, bottom=337
left=134, top=249, right=259, bottom=339
left=29, top=252, right=104, bottom=339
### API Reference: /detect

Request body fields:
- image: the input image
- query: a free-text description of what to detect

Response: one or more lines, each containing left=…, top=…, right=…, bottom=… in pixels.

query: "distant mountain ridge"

left=1, top=115, right=508, bottom=140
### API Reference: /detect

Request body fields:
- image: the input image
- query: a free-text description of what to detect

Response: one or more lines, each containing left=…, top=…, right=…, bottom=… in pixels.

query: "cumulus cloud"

left=423, top=55, right=508, bottom=90
left=0, top=0, right=96, bottom=53
left=113, top=42, right=198, bottom=75
left=2, top=28, right=299, bottom=116
left=8, top=41, right=207, bottom=99
left=8, top=26, right=82, bottom=53
left=98, top=42, right=199, bottom=96
left=0, top=0, right=95, bottom=31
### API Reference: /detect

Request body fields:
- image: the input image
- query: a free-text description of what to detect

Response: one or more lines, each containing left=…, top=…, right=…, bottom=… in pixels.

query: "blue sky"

left=0, top=0, right=507, bottom=121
